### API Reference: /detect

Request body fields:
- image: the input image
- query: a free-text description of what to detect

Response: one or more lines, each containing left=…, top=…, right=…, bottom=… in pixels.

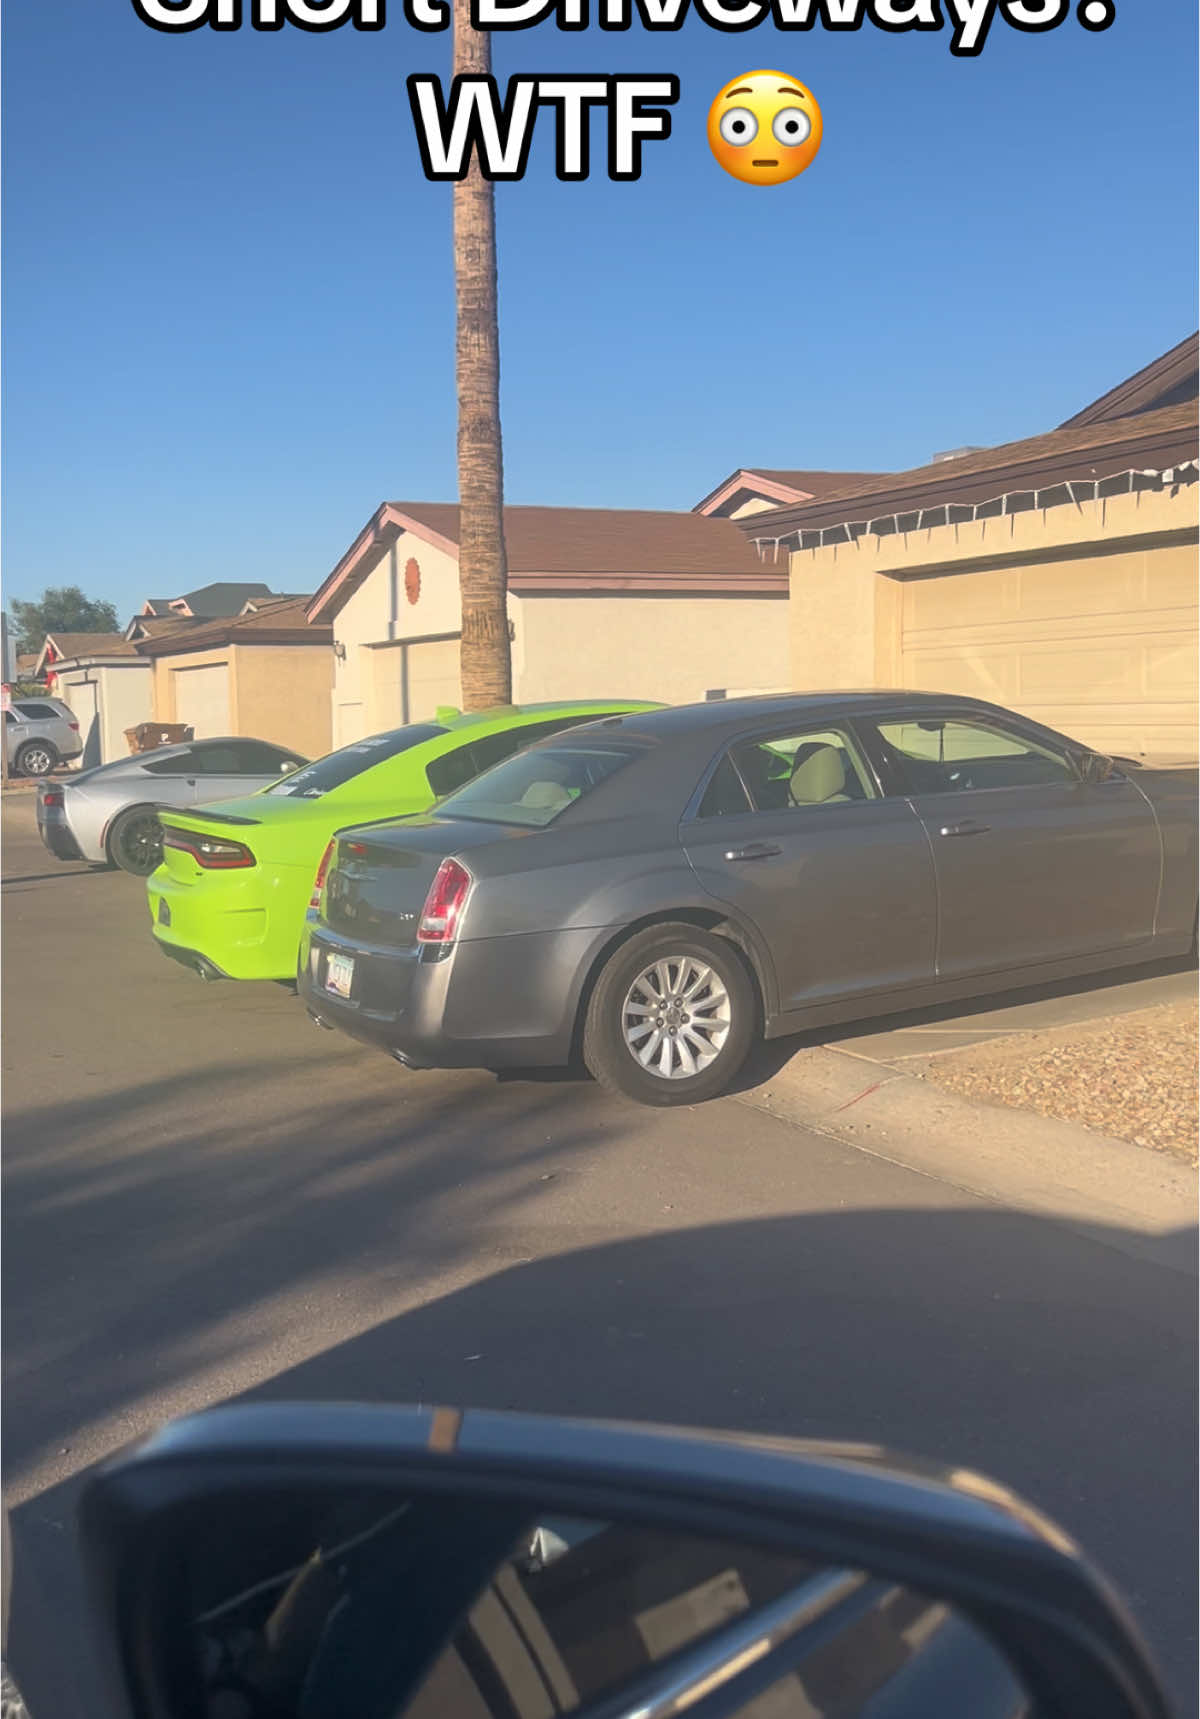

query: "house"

left=306, top=504, right=790, bottom=746
left=738, top=334, right=1199, bottom=760
left=35, top=632, right=155, bottom=765
left=136, top=582, right=280, bottom=621
left=134, top=597, right=333, bottom=759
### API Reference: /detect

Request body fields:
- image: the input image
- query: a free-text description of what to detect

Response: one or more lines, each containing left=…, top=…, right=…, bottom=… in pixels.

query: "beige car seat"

left=788, top=744, right=851, bottom=805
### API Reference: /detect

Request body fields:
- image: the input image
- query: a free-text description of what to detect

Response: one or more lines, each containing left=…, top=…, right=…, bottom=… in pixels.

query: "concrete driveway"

left=2, top=795, right=1196, bottom=1717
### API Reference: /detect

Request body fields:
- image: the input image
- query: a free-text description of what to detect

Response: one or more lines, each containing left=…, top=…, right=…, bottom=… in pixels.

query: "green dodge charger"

left=148, top=700, right=658, bottom=982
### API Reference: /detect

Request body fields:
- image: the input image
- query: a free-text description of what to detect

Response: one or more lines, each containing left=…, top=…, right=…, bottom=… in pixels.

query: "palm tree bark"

left=453, top=14, right=512, bottom=710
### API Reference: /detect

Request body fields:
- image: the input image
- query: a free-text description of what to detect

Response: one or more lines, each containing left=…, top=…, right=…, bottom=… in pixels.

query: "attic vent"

left=931, top=446, right=987, bottom=463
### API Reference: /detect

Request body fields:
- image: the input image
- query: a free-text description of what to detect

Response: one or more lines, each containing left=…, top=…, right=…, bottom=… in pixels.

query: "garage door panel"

left=898, top=552, right=1198, bottom=757
left=1145, top=637, right=1200, bottom=699
left=173, top=664, right=230, bottom=738
left=367, top=638, right=461, bottom=729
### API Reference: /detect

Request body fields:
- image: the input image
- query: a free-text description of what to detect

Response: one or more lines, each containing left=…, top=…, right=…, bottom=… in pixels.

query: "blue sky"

left=3, top=0, right=1196, bottom=621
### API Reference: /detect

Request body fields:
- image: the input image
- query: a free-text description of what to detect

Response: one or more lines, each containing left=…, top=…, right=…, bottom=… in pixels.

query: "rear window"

left=437, top=743, right=640, bottom=828
left=13, top=702, right=64, bottom=720
left=264, top=724, right=447, bottom=798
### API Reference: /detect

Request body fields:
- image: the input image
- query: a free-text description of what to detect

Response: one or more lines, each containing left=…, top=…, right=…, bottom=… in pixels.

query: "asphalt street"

left=2, top=794, right=1196, bottom=1717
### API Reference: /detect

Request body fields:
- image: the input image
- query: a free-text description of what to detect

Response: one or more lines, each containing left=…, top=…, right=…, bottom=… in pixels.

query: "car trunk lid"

left=320, top=816, right=505, bottom=949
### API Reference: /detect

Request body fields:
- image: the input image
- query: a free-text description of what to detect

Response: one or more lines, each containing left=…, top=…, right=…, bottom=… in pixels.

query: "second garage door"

left=897, top=545, right=1198, bottom=759
left=173, top=663, right=231, bottom=739
left=368, top=637, right=462, bottom=728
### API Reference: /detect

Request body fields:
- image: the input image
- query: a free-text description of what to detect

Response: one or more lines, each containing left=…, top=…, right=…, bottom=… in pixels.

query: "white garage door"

left=173, top=663, right=230, bottom=738
left=368, top=637, right=461, bottom=727
left=897, top=547, right=1198, bottom=759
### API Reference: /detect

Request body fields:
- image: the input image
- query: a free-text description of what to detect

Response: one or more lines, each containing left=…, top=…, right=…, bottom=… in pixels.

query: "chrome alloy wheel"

left=621, top=956, right=731, bottom=1080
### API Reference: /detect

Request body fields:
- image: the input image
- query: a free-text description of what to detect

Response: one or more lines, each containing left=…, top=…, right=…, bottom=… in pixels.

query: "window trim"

left=862, top=710, right=1092, bottom=801
left=683, top=722, right=888, bottom=823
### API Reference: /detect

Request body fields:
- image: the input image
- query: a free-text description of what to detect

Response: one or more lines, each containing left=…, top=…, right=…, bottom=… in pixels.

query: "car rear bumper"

left=147, top=865, right=304, bottom=983
left=36, top=812, right=84, bottom=862
left=155, top=940, right=233, bottom=982
left=298, top=920, right=602, bottom=1069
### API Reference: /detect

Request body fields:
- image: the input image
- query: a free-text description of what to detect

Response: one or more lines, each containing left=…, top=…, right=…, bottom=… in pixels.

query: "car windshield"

left=436, top=742, right=642, bottom=827
left=263, top=725, right=447, bottom=798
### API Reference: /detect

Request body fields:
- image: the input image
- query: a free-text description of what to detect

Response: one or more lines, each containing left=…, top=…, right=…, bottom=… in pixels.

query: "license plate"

left=324, top=952, right=355, bottom=999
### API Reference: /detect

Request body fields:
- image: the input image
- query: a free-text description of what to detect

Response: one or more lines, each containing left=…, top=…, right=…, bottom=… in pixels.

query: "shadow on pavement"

left=6, top=1207, right=1197, bottom=1719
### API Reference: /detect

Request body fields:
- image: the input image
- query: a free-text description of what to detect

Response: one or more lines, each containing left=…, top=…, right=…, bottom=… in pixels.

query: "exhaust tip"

left=307, top=1009, right=334, bottom=1031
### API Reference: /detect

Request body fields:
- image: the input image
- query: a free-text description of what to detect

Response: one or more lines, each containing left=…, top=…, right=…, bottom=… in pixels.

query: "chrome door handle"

left=724, top=842, right=782, bottom=861
left=938, top=819, right=990, bottom=838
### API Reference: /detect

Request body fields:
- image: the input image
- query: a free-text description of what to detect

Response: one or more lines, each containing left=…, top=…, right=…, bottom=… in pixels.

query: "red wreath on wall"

left=404, top=558, right=421, bottom=605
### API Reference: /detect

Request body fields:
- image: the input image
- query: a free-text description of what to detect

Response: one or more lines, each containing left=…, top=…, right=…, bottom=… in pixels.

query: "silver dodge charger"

left=300, top=692, right=1198, bottom=1107
left=37, top=736, right=307, bottom=875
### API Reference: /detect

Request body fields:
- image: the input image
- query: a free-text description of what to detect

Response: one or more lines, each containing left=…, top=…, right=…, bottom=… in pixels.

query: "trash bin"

left=125, top=722, right=194, bottom=754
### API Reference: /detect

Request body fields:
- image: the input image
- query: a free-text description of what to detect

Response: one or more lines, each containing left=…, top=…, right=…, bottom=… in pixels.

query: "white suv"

left=4, top=697, right=83, bottom=776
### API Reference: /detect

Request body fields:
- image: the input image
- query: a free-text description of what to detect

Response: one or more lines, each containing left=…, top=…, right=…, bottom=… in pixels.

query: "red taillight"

left=310, top=840, right=335, bottom=909
left=162, top=830, right=255, bottom=870
left=42, top=789, right=64, bottom=808
left=417, top=858, right=472, bottom=944
left=67, top=721, right=80, bottom=731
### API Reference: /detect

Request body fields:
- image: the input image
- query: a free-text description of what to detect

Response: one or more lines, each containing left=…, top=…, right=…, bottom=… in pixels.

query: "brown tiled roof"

left=44, top=632, right=139, bottom=659
left=308, top=504, right=786, bottom=621
left=737, top=400, right=1200, bottom=536
left=126, top=615, right=202, bottom=639
left=136, top=596, right=329, bottom=657
left=1060, top=332, right=1198, bottom=429
left=692, top=467, right=887, bottom=515
left=745, top=469, right=886, bottom=494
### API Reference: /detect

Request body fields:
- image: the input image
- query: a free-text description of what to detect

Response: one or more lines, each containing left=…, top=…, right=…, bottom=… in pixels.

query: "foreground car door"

left=681, top=722, right=938, bottom=1020
left=863, top=711, right=1161, bottom=981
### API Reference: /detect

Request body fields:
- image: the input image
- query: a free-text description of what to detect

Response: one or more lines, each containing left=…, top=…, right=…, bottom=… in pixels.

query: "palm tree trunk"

left=453, top=13, right=512, bottom=710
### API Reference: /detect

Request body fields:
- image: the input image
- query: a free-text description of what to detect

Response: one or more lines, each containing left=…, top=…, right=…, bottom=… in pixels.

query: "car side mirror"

left=1072, top=749, right=1118, bottom=786
left=77, top=1404, right=1172, bottom=1719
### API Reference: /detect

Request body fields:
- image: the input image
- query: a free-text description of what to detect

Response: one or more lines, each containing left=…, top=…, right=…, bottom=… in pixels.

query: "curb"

left=737, top=1045, right=1197, bottom=1276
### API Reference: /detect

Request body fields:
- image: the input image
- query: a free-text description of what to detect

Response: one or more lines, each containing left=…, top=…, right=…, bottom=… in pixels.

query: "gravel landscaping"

left=915, top=997, right=1199, bottom=1166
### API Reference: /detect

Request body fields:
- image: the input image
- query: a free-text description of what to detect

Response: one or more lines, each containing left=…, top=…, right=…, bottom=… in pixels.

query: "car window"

left=218, top=740, right=306, bottom=776
left=873, top=717, right=1075, bottom=795
left=719, top=728, right=878, bottom=814
left=188, top=745, right=247, bottom=775
left=265, top=724, right=448, bottom=798
left=695, top=755, right=753, bottom=819
left=140, top=751, right=194, bottom=776
left=13, top=702, right=62, bottom=720
left=425, top=717, right=598, bottom=800
left=438, top=742, right=642, bottom=828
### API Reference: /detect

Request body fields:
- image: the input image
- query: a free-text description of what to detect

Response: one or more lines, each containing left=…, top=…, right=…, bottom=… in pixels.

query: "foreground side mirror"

left=1072, top=749, right=1119, bottom=786
left=78, top=1404, right=1172, bottom=1719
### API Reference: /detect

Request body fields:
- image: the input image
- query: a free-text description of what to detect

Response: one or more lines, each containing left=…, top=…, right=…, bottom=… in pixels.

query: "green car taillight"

left=162, top=830, right=257, bottom=870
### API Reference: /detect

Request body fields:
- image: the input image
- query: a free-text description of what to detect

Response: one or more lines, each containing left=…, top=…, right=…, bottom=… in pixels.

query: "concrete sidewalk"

left=740, top=1035, right=1197, bottom=1275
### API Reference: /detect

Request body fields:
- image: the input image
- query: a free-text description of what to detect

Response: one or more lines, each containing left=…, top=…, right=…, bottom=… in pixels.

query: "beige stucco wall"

left=151, top=643, right=332, bottom=759
left=98, top=663, right=154, bottom=760
left=233, top=644, right=332, bottom=759
left=330, top=532, right=518, bottom=744
left=514, top=594, right=790, bottom=707
left=790, top=485, right=1199, bottom=758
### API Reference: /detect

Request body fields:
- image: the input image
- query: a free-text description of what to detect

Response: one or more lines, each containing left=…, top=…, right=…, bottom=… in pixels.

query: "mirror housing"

left=1071, top=748, right=1118, bottom=786
left=77, top=1404, right=1171, bottom=1719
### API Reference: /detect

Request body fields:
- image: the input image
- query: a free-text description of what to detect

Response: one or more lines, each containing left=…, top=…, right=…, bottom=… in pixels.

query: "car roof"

left=574, top=690, right=1029, bottom=743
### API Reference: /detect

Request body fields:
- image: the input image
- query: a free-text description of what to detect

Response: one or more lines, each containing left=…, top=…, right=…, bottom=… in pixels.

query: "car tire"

left=583, top=922, right=757, bottom=1107
left=107, top=805, right=164, bottom=877
left=14, top=739, right=58, bottom=778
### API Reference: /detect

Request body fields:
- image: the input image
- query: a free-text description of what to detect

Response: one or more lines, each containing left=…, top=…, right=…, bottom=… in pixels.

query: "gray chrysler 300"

left=299, top=693, right=1198, bottom=1107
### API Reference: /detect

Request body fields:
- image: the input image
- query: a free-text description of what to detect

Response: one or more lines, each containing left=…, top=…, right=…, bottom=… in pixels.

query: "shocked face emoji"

left=707, top=71, right=823, bottom=187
